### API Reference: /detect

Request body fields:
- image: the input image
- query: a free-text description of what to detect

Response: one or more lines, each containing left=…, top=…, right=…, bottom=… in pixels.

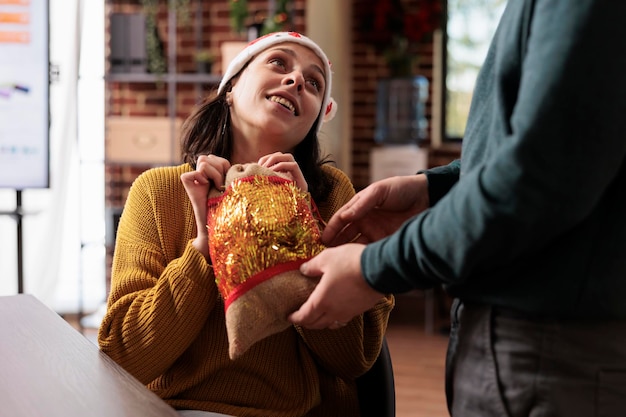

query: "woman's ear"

left=225, top=92, right=233, bottom=106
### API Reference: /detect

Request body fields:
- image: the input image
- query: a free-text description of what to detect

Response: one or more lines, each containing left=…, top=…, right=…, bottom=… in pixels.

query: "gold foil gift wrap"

left=206, top=172, right=324, bottom=359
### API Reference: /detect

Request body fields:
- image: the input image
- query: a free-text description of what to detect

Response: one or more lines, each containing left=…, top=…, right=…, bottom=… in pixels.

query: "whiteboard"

left=0, top=0, right=49, bottom=189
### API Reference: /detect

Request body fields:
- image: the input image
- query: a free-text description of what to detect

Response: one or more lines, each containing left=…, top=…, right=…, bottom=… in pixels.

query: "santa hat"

left=218, top=32, right=337, bottom=133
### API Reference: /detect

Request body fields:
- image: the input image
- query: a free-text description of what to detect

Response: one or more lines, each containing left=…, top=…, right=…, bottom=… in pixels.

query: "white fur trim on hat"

left=218, top=32, right=336, bottom=133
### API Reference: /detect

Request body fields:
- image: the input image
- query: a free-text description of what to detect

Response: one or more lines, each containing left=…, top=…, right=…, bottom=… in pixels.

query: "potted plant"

left=140, top=0, right=191, bottom=76
left=229, top=0, right=294, bottom=39
left=363, top=0, right=442, bottom=144
left=364, top=0, right=442, bottom=77
left=194, top=49, right=215, bottom=74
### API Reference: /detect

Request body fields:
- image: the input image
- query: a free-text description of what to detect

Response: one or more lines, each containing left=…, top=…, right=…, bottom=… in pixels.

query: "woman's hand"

left=258, top=152, right=308, bottom=192
left=180, top=155, right=230, bottom=259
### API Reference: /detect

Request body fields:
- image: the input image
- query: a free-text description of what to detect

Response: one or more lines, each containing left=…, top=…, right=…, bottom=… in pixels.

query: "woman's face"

left=228, top=43, right=327, bottom=161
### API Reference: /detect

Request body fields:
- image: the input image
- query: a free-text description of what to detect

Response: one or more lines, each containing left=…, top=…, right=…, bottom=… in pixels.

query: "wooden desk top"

left=0, top=294, right=180, bottom=417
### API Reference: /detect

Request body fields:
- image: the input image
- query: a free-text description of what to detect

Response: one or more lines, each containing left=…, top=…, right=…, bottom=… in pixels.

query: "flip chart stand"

left=0, top=190, right=25, bottom=293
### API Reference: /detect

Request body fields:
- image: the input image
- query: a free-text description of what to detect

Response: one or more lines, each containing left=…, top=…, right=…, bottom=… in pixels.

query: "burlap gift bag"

left=207, top=163, right=324, bottom=360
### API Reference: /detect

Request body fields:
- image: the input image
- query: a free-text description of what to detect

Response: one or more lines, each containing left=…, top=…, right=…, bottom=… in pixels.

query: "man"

left=290, top=1, right=626, bottom=415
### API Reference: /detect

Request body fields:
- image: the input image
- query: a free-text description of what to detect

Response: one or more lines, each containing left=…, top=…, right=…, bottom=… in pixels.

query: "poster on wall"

left=0, top=0, right=49, bottom=189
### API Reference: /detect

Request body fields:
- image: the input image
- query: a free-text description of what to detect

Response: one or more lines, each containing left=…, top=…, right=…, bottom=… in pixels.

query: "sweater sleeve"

left=362, top=0, right=626, bottom=293
left=419, top=159, right=461, bottom=206
left=98, top=167, right=219, bottom=384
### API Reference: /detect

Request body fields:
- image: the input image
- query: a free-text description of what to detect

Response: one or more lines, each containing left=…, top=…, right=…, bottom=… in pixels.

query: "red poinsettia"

left=365, top=0, right=442, bottom=77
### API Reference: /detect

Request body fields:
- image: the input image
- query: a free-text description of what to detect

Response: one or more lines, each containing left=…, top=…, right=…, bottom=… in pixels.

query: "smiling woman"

left=217, top=32, right=335, bottom=134
left=224, top=42, right=328, bottom=156
left=98, top=31, right=393, bottom=417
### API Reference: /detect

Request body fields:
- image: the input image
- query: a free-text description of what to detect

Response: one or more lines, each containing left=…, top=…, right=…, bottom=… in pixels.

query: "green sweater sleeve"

left=362, top=0, right=626, bottom=318
left=419, top=159, right=460, bottom=206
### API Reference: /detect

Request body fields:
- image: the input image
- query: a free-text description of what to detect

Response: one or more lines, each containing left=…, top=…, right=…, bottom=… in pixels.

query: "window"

left=443, top=0, right=507, bottom=141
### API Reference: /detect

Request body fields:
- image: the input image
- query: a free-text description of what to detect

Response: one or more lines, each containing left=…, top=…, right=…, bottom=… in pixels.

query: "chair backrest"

left=356, top=337, right=396, bottom=417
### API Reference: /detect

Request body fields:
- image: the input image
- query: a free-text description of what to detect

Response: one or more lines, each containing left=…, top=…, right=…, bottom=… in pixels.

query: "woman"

left=98, top=32, right=393, bottom=417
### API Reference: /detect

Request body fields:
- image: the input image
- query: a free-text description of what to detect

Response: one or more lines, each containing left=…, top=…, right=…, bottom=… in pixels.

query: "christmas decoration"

left=207, top=163, right=323, bottom=359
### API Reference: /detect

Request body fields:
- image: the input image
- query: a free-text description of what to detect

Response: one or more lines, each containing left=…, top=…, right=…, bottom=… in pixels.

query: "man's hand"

left=323, top=174, right=430, bottom=246
left=289, top=243, right=385, bottom=329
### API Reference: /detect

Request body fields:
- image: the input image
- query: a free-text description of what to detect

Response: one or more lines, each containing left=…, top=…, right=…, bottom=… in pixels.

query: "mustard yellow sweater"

left=98, top=163, right=394, bottom=417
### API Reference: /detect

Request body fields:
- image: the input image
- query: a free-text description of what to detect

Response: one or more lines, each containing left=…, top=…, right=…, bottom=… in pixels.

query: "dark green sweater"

left=363, top=0, right=626, bottom=318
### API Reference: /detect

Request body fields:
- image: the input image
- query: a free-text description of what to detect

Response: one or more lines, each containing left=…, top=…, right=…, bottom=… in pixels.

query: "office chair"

left=356, top=337, right=396, bottom=417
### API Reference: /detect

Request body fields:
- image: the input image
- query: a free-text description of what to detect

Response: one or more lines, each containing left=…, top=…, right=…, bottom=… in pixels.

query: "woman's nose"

left=284, top=72, right=304, bottom=92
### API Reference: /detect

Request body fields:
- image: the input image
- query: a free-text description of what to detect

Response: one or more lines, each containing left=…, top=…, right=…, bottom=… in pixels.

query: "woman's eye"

left=306, top=78, right=321, bottom=92
left=269, top=58, right=286, bottom=69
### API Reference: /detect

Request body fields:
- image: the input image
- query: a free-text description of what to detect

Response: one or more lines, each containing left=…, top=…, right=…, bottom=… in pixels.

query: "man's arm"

left=418, top=159, right=461, bottom=207
left=364, top=0, right=626, bottom=293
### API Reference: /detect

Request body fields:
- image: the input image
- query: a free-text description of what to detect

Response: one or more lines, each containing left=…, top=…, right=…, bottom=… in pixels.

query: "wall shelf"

left=105, top=73, right=221, bottom=84
left=105, top=0, right=216, bottom=171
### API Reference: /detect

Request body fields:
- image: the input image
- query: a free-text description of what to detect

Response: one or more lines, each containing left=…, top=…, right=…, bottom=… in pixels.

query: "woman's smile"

left=268, top=95, right=297, bottom=115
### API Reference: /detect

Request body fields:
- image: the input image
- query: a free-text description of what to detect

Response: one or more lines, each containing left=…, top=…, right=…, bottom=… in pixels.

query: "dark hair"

left=179, top=81, right=333, bottom=204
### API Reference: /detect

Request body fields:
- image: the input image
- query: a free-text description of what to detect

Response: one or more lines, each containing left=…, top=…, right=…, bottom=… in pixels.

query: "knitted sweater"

left=98, top=163, right=394, bottom=417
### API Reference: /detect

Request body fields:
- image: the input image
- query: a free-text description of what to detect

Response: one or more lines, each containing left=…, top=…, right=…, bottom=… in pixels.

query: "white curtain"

left=0, top=0, right=105, bottom=315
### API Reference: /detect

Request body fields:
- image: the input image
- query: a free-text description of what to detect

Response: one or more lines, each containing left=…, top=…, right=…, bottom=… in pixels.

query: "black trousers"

left=446, top=300, right=626, bottom=417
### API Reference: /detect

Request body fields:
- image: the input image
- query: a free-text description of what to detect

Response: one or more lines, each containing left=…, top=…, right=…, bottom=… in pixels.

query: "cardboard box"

left=105, top=116, right=183, bottom=165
